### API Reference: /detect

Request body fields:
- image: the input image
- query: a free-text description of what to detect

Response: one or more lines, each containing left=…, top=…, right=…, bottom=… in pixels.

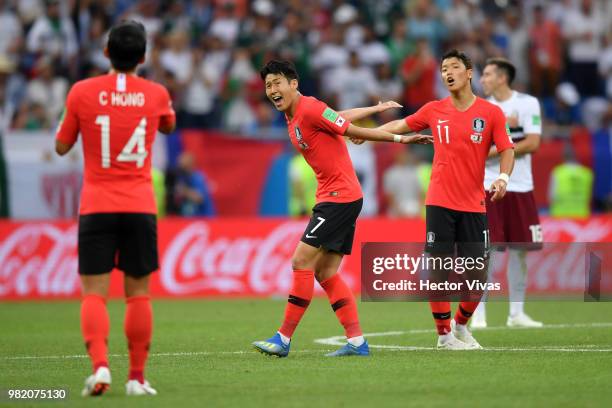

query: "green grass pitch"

left=2, top=299, right=612, bottom=407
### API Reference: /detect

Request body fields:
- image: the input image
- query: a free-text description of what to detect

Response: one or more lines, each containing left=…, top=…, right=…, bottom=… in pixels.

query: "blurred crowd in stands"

left=0, top=0, right=610, bottom=216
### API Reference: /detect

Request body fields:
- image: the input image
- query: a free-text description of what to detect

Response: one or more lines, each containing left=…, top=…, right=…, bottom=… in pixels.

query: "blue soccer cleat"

left=325, top=340, right=370, bottom=357
left=252, top=333, right=290, bottom=357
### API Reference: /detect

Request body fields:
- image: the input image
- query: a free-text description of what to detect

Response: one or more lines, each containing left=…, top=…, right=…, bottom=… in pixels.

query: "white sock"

left=438, top=333, right=453, bottom=342
left=507, top=249, right=527, bottom=317
left=347, top=335, right=365, bottom=347
left=472, top=301, right=487, bottom=322
left=277, top=331, right=291, bottom=345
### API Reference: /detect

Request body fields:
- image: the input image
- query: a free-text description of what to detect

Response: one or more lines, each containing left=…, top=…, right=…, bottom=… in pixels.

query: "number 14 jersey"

left=405, top=96, right=513, bottom=213
left=56, top=73, right=175, bottom=215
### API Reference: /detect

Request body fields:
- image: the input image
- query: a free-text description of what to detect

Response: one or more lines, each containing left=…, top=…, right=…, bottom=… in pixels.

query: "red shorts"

left=485, top=191, right=543, bottom=250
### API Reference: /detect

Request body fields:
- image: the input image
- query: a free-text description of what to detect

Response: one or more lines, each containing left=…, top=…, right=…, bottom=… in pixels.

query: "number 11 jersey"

left=56, top=73, right=175, bottom=215
left=405, top=96, right=513, bottom=213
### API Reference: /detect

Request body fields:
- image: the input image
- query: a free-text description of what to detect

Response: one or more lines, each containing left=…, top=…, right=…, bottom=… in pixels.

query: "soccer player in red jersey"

left=252, top=60, right=431, bottom=357
left=55, top=21, right=175, bottom=396
left=378, top=50, right=515, bottom=349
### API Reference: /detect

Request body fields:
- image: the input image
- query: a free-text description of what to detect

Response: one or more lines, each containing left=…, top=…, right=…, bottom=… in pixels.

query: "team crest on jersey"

left=472, top=117, right=486, bottom=132
left=427, top=231, right=435, bottom=243
left=295, top=126, right=308, bottom=149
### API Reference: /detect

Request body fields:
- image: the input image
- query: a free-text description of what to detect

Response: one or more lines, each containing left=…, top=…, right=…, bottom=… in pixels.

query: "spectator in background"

left=599, top=31, right=612, bottom=100
left=401, top=38, right=436, bottom=113
left=189, top=0, right=215, bottom=39
left=406, top=0, right=446, bottom=54
left=497, top=7, right=529, bottom=90
left=385, top=19, right=414, bottom=74
left=329, top=51, right=377, bottom=111
left=383, top=146, right=422, bottom=218
left=543, top=82, right=582, bottom=139
left=549, top=144, right=594, bottom=219
left=160, top=29, right=193, bottom=86
left=0, top=0, right=23, bottom=65
left=561, top=0, right=606, bottom=96
left=376, top=63, right=402, bottom=121
left=12, top=101, right=49, bottom=130
left=528, top=4, right=563, bottom=97
left=25, top=56, right=68, bottom=127
left=311, top=27, right=349, bottom=96
left=0, top=55, right=24, bottom=133
left=180, top=45, right=221, bottom=128
left=358, top=27, right=390, bottom=68
left=26, top=0, right=78, bottom=77
left=208, top=2, right=240, bottom=46
left=442, top=0, right=480, bottom=37
left=169, top=152, right=215, bottom=217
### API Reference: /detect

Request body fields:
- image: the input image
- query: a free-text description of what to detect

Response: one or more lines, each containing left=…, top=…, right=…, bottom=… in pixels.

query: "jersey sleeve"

left=404, top=102, right=432, bottom=132
left=55, top=85, right=80, bottom=145
left=158, top=85, right=176, bottom=130
left=522, top=97, right=542, bottom=135
left=308, top=100, right=351, bottom=135
left=491, top=105, right=514, bottom=153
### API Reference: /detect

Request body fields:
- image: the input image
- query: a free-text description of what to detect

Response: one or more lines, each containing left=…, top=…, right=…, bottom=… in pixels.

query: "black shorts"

left=300, top=198, right=363, bottom=255
left=424, top=205, right=489, bottom=259
left=78, top=213, right=158, bottom=277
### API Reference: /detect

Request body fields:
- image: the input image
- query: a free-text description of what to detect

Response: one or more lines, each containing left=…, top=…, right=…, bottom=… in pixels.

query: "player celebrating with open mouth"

left=252, top=60, right=431, bottom=357
left=377, top=50, right=515, bottom=350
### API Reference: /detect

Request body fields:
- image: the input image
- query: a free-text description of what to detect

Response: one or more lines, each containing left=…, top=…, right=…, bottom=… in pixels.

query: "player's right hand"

left=400, top=134, right=433, bottom=144
left=377, top=101, right=403, bottom=112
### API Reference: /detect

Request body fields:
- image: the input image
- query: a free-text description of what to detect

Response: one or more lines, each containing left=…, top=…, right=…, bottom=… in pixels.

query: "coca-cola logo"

left=0, top=224, right=79, bottom=296
left=161, top=222, right=305, bottom=294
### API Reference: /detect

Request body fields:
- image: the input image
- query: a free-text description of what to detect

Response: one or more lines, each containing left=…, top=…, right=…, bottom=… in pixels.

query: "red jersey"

left=56, top=73, right=175, bottom=215
left=286, top=95, right=362, bottom=204
left=406, top=96, right=513, bottom=213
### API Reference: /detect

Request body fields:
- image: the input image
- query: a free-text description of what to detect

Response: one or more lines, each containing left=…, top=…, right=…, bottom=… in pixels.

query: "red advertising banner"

left=0, top=217, right=610, bottom=300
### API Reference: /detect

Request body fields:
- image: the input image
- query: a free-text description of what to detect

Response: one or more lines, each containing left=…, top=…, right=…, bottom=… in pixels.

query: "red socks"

left=124, top=296, right=152, bottom=384
left=455, top=301, right=479, bottom=325
left=320, top=274, right=362, bottom=338
left=279, top=269, right=314, bottom=338
left=430, top=301, right=451, bottom=335
left=80, top=294, right=110, bottom=372
left=430, top=301, right=480, bottom=333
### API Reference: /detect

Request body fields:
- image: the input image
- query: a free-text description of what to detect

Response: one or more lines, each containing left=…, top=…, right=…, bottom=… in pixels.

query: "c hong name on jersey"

left=98, top=91, right=145, bottom=107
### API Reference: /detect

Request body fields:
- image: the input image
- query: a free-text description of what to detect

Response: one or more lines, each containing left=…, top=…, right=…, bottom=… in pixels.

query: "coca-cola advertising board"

left=0, top=217, right=610, bottom=300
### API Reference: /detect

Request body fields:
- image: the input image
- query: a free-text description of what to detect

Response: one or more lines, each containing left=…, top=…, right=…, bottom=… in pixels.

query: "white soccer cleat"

left=436, top=332, right=471, bottom=350
left=507, top=313, right=543, bottom=328
left=126, top=379, right=158, bottom=396
left=451, top=320, right=483, bottom=349
left=81, top=366, right=111, bottom=397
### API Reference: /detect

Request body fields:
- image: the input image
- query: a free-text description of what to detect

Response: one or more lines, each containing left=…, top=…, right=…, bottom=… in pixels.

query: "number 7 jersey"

left=405, top=96, right=513, bottom=213
left=56, top=73, right=175, bottom=215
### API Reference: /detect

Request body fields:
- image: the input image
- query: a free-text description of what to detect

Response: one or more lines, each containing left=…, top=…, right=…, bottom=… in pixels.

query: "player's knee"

left=291, top=254, right=314, bottom=271
left=314, top=268, right=335, bottom=283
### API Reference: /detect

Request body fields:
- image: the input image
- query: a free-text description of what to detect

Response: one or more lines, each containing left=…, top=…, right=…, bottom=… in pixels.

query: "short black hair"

left=259, top=60, right=299, bottom=82
left=485, top=57, right=516, bottom=85
left=440, top=49, right=473, bottom=70
left=107, top=20, right=146, bottom=72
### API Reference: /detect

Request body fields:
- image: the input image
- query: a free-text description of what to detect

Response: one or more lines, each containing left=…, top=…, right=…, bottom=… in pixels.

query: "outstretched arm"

left=339, top=101, right=402, bottom=122
left=344, top=124, right=432, bottom=144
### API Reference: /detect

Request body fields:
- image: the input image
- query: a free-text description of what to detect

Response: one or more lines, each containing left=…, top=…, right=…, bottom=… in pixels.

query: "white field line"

left=313, top=322, right=612, bottom=352
left=2, top=322, right=612, bottom=360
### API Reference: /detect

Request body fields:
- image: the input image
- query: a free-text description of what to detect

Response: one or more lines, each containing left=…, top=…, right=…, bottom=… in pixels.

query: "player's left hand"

left=377, top=100, right=403, bottom=112
left=400, top=134, right=433, bottom=144
left=489, top=179, right=508, bottom=201
left=349, top=137, right=366, bottom=145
